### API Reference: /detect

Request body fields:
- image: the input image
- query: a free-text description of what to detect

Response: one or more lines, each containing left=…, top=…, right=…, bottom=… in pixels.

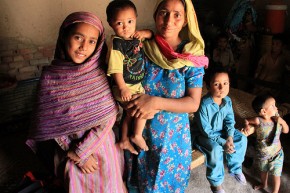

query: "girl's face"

left=209, top=72, right=230, bottom=100
left=262, top=97, right=278, bottom=117
left=65, top=23, right=99, bottom=64
left=110, top=7, right=137, bottom=40
left=155, top=0, right=187, bottom=39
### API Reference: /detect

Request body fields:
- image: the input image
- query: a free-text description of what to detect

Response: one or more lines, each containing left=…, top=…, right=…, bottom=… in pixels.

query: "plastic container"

left=265, top=1, right=288, bottom=34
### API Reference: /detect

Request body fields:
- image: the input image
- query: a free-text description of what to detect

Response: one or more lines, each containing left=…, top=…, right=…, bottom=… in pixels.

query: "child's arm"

left=276, top=116, right=289, bottom=134
left=132, top=29, right=153, bottom=41
left=241, top=117, right=259, bottom=136
left=112, top=73, right=132, bottom=101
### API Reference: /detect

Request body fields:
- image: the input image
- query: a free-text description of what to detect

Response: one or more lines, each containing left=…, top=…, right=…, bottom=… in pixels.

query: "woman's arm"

left=127, top=87, right=202, bottom=119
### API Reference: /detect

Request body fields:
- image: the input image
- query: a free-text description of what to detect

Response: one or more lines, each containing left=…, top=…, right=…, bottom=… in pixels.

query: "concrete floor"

left=0, top=130, right=289, bottom=193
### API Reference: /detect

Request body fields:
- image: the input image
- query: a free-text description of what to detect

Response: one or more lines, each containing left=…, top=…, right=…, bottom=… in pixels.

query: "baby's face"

left=209, top=72, right=230, bottom=100
left=110, top=7, right=137, bottom=40
left=65, top=23, right=99, bottom=64
left=262, top=97, right=278, bottom=117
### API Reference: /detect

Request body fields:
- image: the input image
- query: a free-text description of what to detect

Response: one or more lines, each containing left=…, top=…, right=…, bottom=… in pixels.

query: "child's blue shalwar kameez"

left=194, top=94, right=247, bottom=187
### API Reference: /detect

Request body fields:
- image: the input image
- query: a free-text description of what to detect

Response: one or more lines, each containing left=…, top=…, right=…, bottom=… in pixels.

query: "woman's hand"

left=126, top=93, right=159, bottom=119
left=224, top=136, right=235, bottom=154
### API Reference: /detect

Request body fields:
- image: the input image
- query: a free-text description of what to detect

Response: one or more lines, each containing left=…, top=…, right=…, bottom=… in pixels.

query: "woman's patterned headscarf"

left=27, top=12, right=118, bottom=142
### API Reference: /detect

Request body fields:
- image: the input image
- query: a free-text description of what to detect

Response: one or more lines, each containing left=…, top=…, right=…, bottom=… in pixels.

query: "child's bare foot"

left=119, top=139, right=138, bottom=155
left=254, top=184, right=267, bottom=190
left=131, top=135, right=149, bottom=151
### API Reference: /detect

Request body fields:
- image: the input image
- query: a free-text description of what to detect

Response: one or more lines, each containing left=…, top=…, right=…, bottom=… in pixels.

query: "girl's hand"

left=126, top=93, right=159, bottom=119
left=224, top=136, right=235, bottom=154
left=79, top=155, right=99, bottom=174
left=67, top=150, right=81, bottom=164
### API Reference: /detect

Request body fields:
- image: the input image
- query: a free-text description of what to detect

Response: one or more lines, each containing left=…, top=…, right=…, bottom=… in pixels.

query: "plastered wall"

left=0, top=0, right=157, bottom=46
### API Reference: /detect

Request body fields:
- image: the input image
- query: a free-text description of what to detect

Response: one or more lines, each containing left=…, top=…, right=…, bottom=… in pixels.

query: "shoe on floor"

left=231, top=173, right=247, bottom=185
left=212, top=189, right=225, bottom=193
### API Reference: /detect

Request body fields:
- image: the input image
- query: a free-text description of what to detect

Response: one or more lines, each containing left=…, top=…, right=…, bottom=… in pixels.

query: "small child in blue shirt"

left=194, top=67, right=248, bottom=193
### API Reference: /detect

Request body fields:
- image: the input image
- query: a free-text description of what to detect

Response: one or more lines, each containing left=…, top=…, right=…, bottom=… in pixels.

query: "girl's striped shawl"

left=28, top=12, right=118, bottom=141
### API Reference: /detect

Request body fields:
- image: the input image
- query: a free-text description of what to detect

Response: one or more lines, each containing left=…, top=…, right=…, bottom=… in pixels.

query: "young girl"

left=243, top=94, right=289, bottom=193
left=125, top=0, right=208, bottom=192
left=106, top=0, right=153, bottom=154
left=26, top=12, right=126, bottom=193
left=194, top=67, right=248, bottom=193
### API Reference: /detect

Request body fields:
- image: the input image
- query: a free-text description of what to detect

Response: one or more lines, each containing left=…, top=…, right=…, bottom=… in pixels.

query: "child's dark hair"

left=251, top=94, right=274, bottom=114
left=272, top=33, right=286, bottom=45
left=106, top=0, right=137, bottom=24
left=205, top=66, right=229, bottom=88
left=217, top=32, right=229, bottom=41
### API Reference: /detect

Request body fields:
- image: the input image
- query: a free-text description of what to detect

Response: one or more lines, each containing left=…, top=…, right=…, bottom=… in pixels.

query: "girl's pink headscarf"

left=27, top=12, right=118, bottom=142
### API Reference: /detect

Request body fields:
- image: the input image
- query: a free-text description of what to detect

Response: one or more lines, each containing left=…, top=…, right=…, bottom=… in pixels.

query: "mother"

left=125, top=0, right=208, bottom=192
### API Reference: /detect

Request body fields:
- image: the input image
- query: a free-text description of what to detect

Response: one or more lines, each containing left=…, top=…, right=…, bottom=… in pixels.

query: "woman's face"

left=65, top=23, right=99, bottom=64
left=155, top=0, right=187, bottom=39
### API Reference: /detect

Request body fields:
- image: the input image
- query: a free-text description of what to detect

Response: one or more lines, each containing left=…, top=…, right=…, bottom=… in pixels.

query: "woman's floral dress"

left=126, top=50, right=204, bottom=193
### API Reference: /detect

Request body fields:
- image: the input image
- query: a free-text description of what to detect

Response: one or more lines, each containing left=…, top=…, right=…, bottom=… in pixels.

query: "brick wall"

left=0, top=79, right=38, bottom=133
left=0, top=38, right=55, bottom=81
left=0, top=38, right=55, bottom=132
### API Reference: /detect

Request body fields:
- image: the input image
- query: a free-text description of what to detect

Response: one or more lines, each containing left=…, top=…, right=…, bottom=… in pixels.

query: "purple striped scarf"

left=27, top=12, right=118, bottom=141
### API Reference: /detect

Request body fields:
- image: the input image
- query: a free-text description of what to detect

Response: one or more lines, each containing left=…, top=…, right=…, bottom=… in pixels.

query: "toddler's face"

left=110, top=7, right=137, bottom=40
left=271, top=40, right=283, bottom=54
left=218, top=38, right=228, bottom=50
left=262, top=97, right=278, bottom=117
left=65, top=23, right=99, bottom=64
left=209, top=72, right=230, bottom=100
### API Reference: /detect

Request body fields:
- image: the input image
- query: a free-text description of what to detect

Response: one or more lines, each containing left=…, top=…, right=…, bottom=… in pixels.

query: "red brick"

left=0, top=63, right=10, bottom=72
left=23, top=53, right=34, bottom=61
left=13, top=55, right=24, bottom=62
left=8, top=69, right=18, bottom=77
left=9, top=61, right=29, bottom=69
left=16, top=72, right=36, bottom=81
left=0, top=50, right=14, bottom=57
left=30, top=58, right=49, bottom=66
left=19, top=66, right=38, bottom=73
left=33, top=52, right=44, bottom=59
left=19, top=48, right=37, bottom=55
left=1, top=56, right=13, bottom=63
